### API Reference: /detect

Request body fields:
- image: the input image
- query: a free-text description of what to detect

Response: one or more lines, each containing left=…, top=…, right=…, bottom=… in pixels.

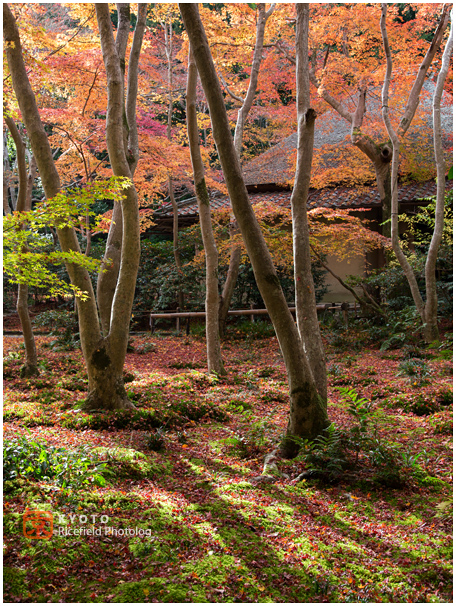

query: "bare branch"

left=219, top=71, right=244, bottom=104
left=398, top=3, right=451, bottom=137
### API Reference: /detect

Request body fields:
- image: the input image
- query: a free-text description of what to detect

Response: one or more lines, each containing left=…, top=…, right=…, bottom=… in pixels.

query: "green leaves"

left=3, top=436, right=107, bottom=491
left=3, top=177, right=131, bottom=299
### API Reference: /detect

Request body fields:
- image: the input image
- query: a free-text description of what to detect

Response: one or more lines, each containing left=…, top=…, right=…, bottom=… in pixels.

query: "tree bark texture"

left=187, top=48, right=226, bottom=375
left=380, top=4, right=451, bottom=344
left=179, top=3, right=329, bottom=453
left=291, top=4, right=327, bottom=402
left=89, top=3, right=141, bottom=409
left=218, top=227, right=242, bottom=336
left=5, top=116, right=39, bottom=377
left=97, top=3, right=146, bottom=335
left=4, top=3, right=141, bottom=410
left=218, top=3, right=275, bottom=333
left=424, top=10, right=453, bottom=343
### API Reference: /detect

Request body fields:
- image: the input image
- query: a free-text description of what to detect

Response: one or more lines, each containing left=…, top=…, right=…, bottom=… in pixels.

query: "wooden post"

left=341, top=302, right=349, bottom=328
left=176, top=307, right=180, bottom=333
left=186, top=317, right=190, bottom=336
left=250, top=303, right=254, bottom=323
left=150, top=316, right=155, bottom=335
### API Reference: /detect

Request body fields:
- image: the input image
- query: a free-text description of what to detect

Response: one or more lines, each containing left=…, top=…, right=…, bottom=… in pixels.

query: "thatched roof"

left=153, top=81, right=452, bottom=231
left=242, top=80, right=452, bottom=188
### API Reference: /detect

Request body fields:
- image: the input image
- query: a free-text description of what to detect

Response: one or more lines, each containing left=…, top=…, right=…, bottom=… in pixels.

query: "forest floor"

left=3, top=319, right=453, bottom=603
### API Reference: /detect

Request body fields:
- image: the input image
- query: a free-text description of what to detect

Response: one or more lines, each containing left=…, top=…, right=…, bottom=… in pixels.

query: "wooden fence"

left=150, top=302, right=357, bottom=334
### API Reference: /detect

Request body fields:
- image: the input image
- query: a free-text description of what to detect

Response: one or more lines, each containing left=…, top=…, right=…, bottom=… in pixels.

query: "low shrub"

left=33, top=310, right=80, bottom=351
left=396, top=358, right=432, bottom=385
left=387, top=393, right=440, bottom=416
left=435, top=386, right=453, bottom=407
left=147, top=427, right=167, bottom=452
left=227, top=319, right=276, bottom=340
left=3, top=436, right=106, bottom=492
left=296, top=423, right=349, bottom=482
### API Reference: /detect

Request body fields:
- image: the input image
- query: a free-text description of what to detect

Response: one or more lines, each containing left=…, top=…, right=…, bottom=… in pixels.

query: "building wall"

left=321, top=254, right=366, bottom=303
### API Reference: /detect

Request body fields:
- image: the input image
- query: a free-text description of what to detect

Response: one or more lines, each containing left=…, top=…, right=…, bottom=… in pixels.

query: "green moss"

left=92, top=447, right=170, bottom=480
left=4, top=567, right=26, bottom=597
left=3, top=511, right=22, bottom=535
left=114, top=577, right=208, bottom=603
left=415, top=475, right=447, bottom=488
left=129, top=535, right=177, bottom=561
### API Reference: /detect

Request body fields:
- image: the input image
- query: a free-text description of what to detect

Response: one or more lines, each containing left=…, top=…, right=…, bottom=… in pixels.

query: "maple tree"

left=290, top=3, right=326, bottom=404
left=381, top=5, right=453, bottom=343
left=187, top=46, right=225, bottom=376
left=3, top=3, right=146, bottom=411
left=3, top=115, right=38, bottom=377
left=179, top=2, right=330, bottom=452
left=212, top=3, right=276, bottom=335
left=268, top=4, right=451, bottom=233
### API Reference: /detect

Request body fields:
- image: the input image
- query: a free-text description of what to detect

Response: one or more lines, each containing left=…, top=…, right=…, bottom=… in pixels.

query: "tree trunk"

left=162, top=18, right=184, bottom=312
left=17, top=284, right=39, bottom=377
left=423, top=11, right=453, bottom=344
left=169, top=178, right=184, bottom=310
left=84, top=338, right=133, bottom=411
left=4, top=115, right=39, bottom=377
left=380, top=5, right=451, bottom=344
left=96, top=4, right=147, bottom=334
left=218, top=223, right=242, bottom=336
left=187, top=47, right=225, bottom=375
left=291, top=4, right=327, bottom=403
left=84, top=3, right=142, bottom=410
left=3, top=128, right=13, bottom=214
left=218, top=4, right=275, bottom=333
left=179, top=3, right=329, bottom=455
left=97, top=201, right=123, bottom=336
left=4, top=3, right=142, bottom=410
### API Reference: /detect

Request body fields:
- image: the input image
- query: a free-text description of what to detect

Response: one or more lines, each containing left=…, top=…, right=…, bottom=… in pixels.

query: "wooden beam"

left=150, top=304, right=332, bottom=321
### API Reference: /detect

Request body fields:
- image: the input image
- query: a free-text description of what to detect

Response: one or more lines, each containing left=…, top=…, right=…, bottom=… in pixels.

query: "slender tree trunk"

left=219, top=226, right=241, bottom=336
left=424, top=10, right=453, bottom=343
left=97, top=4, right=147, bottom=335
left=180, top=3, right=329, bottom=455
left=380, top=4, right=451, bottom=344
left=169, top=178, right=184, bottom=310
left=5, top=116, right=39, bottom=377
left=218, top=4, right=275, bottom=333
left=187, top=47, right=225, bottom=375
left=291, top=4, right=327, bottom=402
left=162, top=18, right=184, bottom=311
left=3, top=128, right=13, bottom=214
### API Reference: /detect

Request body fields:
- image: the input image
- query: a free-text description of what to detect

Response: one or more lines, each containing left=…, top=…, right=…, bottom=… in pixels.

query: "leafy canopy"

left=4, top=177, right=131, bottom=299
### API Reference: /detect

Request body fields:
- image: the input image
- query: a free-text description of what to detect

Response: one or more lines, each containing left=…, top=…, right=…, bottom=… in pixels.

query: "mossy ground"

left=3, top=332, right=452, bottom=602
